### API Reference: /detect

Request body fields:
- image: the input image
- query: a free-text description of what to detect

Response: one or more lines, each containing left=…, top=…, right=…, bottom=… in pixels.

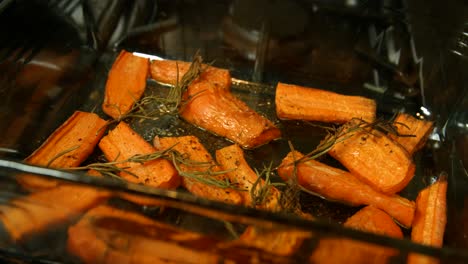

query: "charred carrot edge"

left=329, top=124, right=415, bottom=194
left=19, top=111, right=107, bottom=190
left=151, top=59, right=281, bottom=149
left=275, top=82, right=376, bottom=123
left=98, top=122, right=180, bottom=189
left=278, top=151, right=415, bottom=228
left=102, top=50, right=149, bottom=119
left=0, top=184, right=109, bottom=242
left=344, top=206, right=403, bottom=238
left=215, top=144, right=280, bottom=211
left=154, top=136, right=243, bottom=205
left=389, top=113, right=434, bottom=155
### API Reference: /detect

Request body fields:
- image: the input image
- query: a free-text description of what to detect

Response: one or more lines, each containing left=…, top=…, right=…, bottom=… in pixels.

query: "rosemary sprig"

left=46, top=145, right=80, bottom=167
left=250, top=162, right=284, bottom=207
left=278, top=142, right=303, bottom=214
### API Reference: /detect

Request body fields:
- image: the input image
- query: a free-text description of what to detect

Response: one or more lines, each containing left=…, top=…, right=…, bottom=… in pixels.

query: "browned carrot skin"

left=344, top=205, right=403, bottom=238
left=154, top=136, right=243, bottom=205
left=102, top=50, right=149, bottom=119
left=20, top=111, right=107, bottom=190
left=0, top=184, right=109, bottom=242
left=329, top=125, right=415, bottom=194
left=98, top=122, right=180, bottom=189
left=278, top=151, right=415, bottom=228
left=408, top=178, right=447, bottom=264
left=389, top=113, right=434, bottom=155
left=215, top=144, right=280, bottom=211
left=150, top=60, right=281, bottom=149
left=275, top=82, right=376, bottom=123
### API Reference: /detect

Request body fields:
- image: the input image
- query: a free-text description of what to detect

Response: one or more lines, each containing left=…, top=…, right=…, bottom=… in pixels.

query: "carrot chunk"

left=20, top=111, right=107, bottom=190
left=344, top=205, right=403, bottom=238
left=389, top=113, right=434, bottom=155
left=278, top=151, right=415, bottom=227
left=215, top=144, right=280, bottom=211
left=98, top=122, right=180, bottom=189
left=275, top=82, right=376, bottom=123
left=408, top=178, right=447, bottom=264
left=102, top=50, right=149, bottom=119
left=154, top=136, right=242, bottom=205
left=329, top=123, right=415, bottom=194
left=150, top=60, right=281, bottom=149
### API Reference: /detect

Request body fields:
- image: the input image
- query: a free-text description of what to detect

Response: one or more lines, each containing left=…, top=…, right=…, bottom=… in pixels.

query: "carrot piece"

left=102, top=50, right=149, bottom=119
left=408, top=178, right=447, bottom=264
left=275, top=82, right=376, bottom=123
left=151, top=60, right=281, bottom=149
left=67, top=205, right=222, bottom=264
left=154, top=136, right=242, bottom=205
left=389, top=113, right=434, bottom=155
left=215, top=144, right=280, bottom=211
left=311, top=206, right=403, bottom=264
left=278, top=151, right=415, bottom=227
left=329, top=124, right=415, bottom=194
left=98, top=122, right=180, bottom=189
left=20, top=111, right=107, bottom=190
left=0, top=184, right=109, bottom=242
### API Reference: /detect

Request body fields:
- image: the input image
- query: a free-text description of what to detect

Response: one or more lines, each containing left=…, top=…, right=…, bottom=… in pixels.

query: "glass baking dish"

left=0, top=0, right=467, bottom=263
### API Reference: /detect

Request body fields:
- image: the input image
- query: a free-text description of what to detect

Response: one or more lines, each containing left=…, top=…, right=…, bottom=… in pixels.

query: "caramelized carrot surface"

left=278, top=151, right=415, bottom=227
left=154, top=136, right=242, bottom=205
left=389, top=113, right=434, bottom=155
left=408, top=178, right=447, bottom=264
left=329, top=125, right=415, bottom=194
left=98, top=122, right=180, bottom=189
left=20, top=111, right=107, bottom=190
left=344, top=205, right=403, bottom=238
left=275, top=82, right=376, bottom=123
left=151, top=59, right=281, bottom=149
left=0, top=184, right=109, bottom=242
left=215, top=144, right=280, bottom=211
left=102, top=50, right=149, bottom=119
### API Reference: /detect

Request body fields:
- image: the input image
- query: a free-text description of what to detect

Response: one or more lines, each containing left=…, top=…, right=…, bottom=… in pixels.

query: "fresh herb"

left=250, top=161, right=284, bottom=208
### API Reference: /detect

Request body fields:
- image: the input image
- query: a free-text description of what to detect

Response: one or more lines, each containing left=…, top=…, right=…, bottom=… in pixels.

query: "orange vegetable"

left=98, top=122, right=180, bottom=189
left=215, top=144, right=280, bottom=211
left=150, top=60, right=281, bottom=149
left=275, top=82, right=376, bottom=123
left=154, top=135, right=242, bottom=205
left=389, top=113, right=434, bottom=155
left=278, top=151, right=415, bottom=227
left=0, top=184, right=109, bottom=242
left=344, top=205, right=403, bottom=238
left=102, top=50, right=149, bottom=119
left=20, top=111, right=107, bottom=190
left=408, top=177, right=447, bottom=264
left=329, top=123, right=415, bottom=194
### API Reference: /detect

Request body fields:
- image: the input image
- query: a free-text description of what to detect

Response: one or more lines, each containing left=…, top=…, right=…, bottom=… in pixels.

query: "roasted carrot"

left=329, top=123, right=415, bottom=194
left=310, top=206, right=403, bottom=264
left=275, top=82, right=376, bottom=123
left=278, top=151, right=415, bottom=227
left=20, top=111, right=107, bottom=190
left=154, top=135, right=243, bottom=205
left=215, top=144, right=280, bottom=211
left=389, top=113, right=434, bottom=155
left=102, top=50, right=149, bottom=119
left=0, top=184, right=109, bottom=242
left=408, top=177, right=447, bottom=264
left=98, top=122, right=180, bottom=189
left=150, top=59, right=281, bottom=149
left=67, top=205, right=223, bottom=264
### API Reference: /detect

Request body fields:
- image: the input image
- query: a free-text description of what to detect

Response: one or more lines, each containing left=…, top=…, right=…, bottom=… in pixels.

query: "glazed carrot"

left=275, top=82, right=376, bottom=123
left=0, top=184, right=109, bottom=242
left=154, top=136, right=242, bottom=205
left=344, top=205, right=403, bottom=238
left=408, top=177, right=447, bottom=264
left=278, top=151, right=415, bottom=227
left=151, top=60, right=281, bottom=149
left=20, top=111, right=107, bottom=190
left=102, top=50, right=149, bottom=119
left=389, top=113, right=434, bottom=155
left=67, top=205, right=222, bottom=264
left=98, top=122, right=180, bottom=189
left=215, top=144, right=280, bottom=211
left=329, top=123, right=415, bottom=194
